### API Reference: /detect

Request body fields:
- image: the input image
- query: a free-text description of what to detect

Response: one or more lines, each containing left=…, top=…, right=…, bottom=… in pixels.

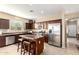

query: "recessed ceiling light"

left=41, top=10, right=44, bottom=14
left=29, top=10, right=34, bottom=12
left=65, top=19, right=68, bottom=20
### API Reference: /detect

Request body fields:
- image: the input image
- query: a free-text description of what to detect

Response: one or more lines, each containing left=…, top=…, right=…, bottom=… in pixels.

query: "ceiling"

left=0, top=4, right=79, bottom=19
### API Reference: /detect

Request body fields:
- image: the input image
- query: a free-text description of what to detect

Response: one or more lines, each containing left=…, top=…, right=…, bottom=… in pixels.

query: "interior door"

left=68, top=21, right=77, bottom=37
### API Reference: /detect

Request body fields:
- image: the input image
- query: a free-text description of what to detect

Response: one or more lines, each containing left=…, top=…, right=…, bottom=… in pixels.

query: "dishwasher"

left=6, top=36, right=15, bottom=45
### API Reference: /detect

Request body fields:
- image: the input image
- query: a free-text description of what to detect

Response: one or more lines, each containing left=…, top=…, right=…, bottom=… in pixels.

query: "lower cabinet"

left=0, top=36, right=16, bottom=47
left=44, top=35, right=48, bottom=43
left=77, top=34, right=79, bottom=40
left=15, top=35, right=18, bottom=43
left=35, top=37, right=44, bottom=54
left=0, top=36, right=5, bottom=47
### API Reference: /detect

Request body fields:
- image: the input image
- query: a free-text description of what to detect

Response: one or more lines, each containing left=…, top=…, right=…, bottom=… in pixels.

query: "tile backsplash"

left=0, top=29, right=8, bottom=34
left=0, top=29, right=27, bottom=34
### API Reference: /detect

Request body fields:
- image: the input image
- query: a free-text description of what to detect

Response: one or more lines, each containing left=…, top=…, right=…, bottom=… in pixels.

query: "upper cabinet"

left=35, top=22, right=48, bottom=29
left=35, top=19, right=62, bottom=29
left=0, top=19, right=9, bottom=29
left=26, top=20, right=35, bottom=29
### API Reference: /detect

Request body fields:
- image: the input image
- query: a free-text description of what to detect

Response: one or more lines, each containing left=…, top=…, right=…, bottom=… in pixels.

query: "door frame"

left=66, top=18, right=77, bottom=48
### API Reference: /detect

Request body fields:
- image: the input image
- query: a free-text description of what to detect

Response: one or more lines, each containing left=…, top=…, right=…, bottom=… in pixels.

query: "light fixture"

left=41, top=10, right=44, bottom=14
left=29, top=10, right=34, bottom=12
left=65, top=19, right=68, bottom=20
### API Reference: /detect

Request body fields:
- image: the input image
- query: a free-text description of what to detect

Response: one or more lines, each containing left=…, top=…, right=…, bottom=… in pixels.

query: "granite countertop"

left=20, top=34, right=43, bottom=40
left=0, top=32, right=27, bottom=36
left=0, top=33, right=15, bottom=36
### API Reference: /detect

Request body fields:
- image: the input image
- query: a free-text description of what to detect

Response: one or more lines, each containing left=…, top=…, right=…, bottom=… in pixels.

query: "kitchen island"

left=20, top=34, right=44, bottom=55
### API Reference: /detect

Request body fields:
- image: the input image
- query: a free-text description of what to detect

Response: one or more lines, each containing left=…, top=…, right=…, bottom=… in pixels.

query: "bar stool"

left=23, top=41, right=35, bottom=55
left=17, top=38, right=24, bottom=54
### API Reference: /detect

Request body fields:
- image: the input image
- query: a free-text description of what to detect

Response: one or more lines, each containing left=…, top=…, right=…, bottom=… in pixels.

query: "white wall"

left=0, top=12, right=29, bottom=31
left=77, top=19, right=79, bottom=34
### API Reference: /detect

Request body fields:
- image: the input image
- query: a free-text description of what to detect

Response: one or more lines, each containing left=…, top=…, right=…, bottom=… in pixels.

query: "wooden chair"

left=23, top=41, right=35, bottom=55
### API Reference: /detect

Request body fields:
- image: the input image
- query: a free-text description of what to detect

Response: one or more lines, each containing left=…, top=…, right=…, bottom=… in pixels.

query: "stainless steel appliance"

left=6, top=36, right=15, bottom=45
left=48, top=23, right=62, bottom=47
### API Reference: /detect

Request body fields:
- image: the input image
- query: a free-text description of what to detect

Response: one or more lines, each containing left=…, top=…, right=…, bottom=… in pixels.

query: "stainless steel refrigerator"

left=48, top=23, right=62, bottom=47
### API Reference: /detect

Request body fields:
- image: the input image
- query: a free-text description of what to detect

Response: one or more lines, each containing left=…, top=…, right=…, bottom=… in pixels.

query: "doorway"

left=66, top=18, right=79, bottom=50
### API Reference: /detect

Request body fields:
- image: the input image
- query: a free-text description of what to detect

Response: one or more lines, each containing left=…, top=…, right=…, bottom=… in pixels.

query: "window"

left=10, top=20, right=23, bottom=30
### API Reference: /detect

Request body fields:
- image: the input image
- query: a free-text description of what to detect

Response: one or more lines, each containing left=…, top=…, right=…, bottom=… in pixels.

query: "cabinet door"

left=26, top=23, right=33, bottom=29
left=43, top=22, right=46, bottom=29
left=44, top=35, right=48, bottom=43
left=26, top=23, right=29, bottom=29
left=0, top=19, right=9, bottom=29
left=0, top=37, right=5, bottom=47
left=29, top=23, right=33, bottom=29
left=36, top=37, right=44, bottom=54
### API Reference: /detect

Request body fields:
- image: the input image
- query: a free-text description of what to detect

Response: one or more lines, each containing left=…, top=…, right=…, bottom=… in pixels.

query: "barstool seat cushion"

left=23, top=41, right=30, bottom=45
left=18, top=38, right=23, bottom=41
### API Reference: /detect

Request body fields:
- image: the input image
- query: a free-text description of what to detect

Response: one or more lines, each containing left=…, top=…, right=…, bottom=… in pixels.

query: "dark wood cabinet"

left=29, top=23, right=33, bottom=29
left=35, top=22, right=48, bottom=29
left=0, top=36, right=5, bottom=47
left=35, top=19, right=61, bottom=29
left=35, top=37, right=44, bottom=54
left=26, top=23, right=31, bottom=29
left=26, top=20, right=34, bottom=29
left=15, top=35, right=19, bottom=43
left=20, top=35, right=44, bottom=55
left=77, top=34, right=79, bottom=40
left=44, top=35, right=48, bottom=43
left=0, top=19, right=9, bottom=29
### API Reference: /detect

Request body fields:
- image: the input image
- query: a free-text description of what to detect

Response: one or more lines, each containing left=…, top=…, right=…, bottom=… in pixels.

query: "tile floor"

left=0, top=38, right=79, bottom=55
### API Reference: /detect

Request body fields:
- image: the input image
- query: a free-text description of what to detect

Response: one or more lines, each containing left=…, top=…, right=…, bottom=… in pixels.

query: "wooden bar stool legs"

left=17, top=39, right=35, bottom=55
left=21, top=41, right=23, bottom=55
left=23, top=41, right=35, bottom=55
left=17, top=42, right=19, bottom=52
left=17, top=41, right=21, bottom=52
left=23, top=43, right=30, bottom=55
left=28, top=44, right=30, bottom=55
left=23, top=41, right=31, bottom=55
left=17, top=38, right=23, bottom=54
